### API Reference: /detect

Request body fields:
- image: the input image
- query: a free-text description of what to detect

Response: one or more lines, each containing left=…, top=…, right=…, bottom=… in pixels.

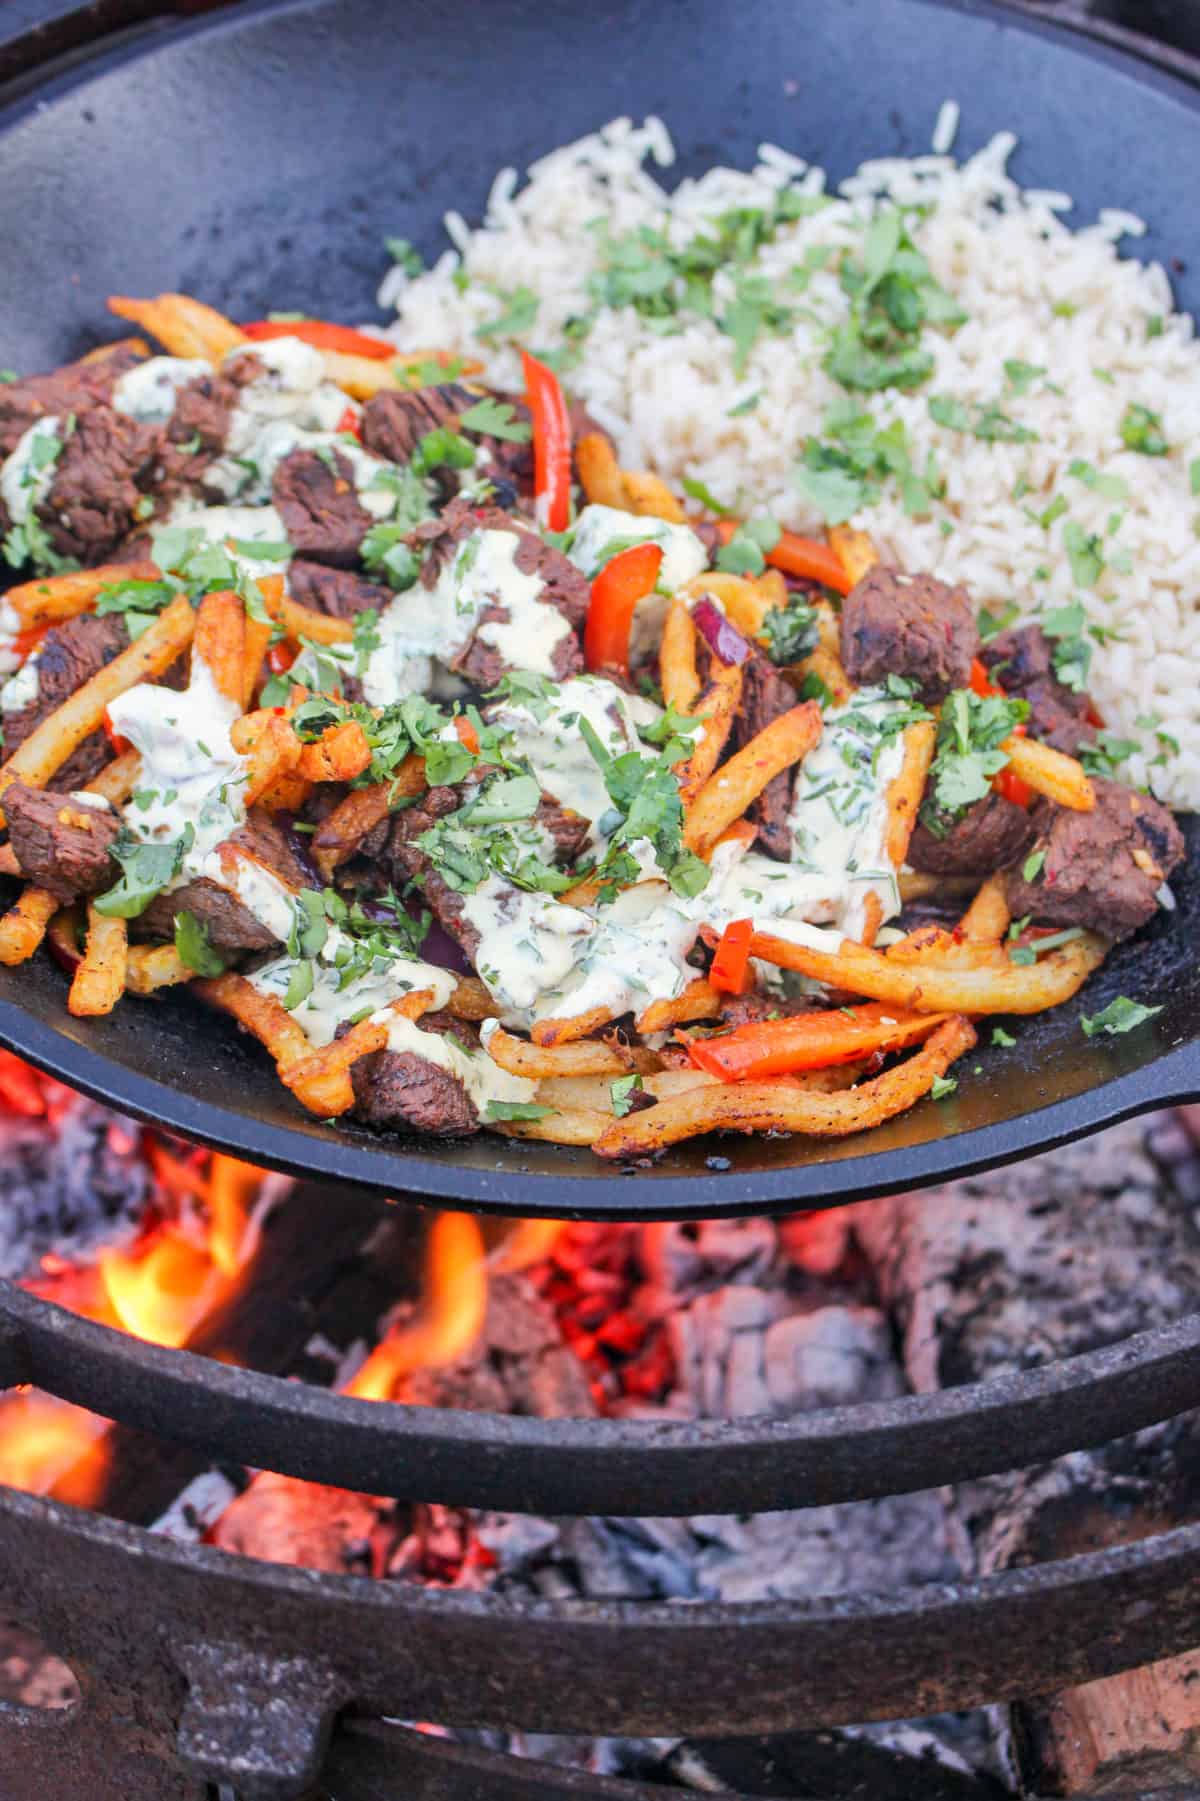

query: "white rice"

left=380, top=115, right=1200, bottom=808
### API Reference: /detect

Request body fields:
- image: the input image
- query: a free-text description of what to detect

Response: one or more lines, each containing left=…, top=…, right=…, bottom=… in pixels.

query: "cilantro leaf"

left=1062, top=519, right=1104, bottom=589
left=715, top=515, right=781, bottom=575
left=1021, top=849, right=1046, bottom=883
left=929, top=394, right=1037, bottom=443
left=385, top=235, right=424, bottom=276
left=1004, top=359, right=1047, bottom=395
left=922, top=688, right=1029, bottom=825
left=174, top=909, right=226, bottom=976
left=680, top=475, right=734, bottom=517
left=94, top=827, right=193, bottom=919
left=486, top=1099, right=554, bottom=1121
left=609, top=1073, right=645, bottom=1117
left=991, top=1025, right=1016, bottom=1047
left=1119, top=403, right=1168, bottom=456
left=930, top=1074, right=958, bottom=1100
left=1080, top=995, right=1164, bottom=1037
left=762, top=601, right=819, bottom=664
left=457, top=397, right=532, bottom=443
left=475, top=286, right=539, bottom=344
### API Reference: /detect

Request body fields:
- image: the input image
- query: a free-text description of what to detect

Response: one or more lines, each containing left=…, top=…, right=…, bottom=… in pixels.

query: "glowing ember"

left=0, top=1392, right=110, bottom=1505
left=348, top=1213, right=487, bottom=1401
left=492, top=1217, right=567, bottom=1275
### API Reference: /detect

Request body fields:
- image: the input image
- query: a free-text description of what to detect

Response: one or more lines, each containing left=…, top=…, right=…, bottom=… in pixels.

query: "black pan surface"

left=0, top=0, right=1196, bottom=1215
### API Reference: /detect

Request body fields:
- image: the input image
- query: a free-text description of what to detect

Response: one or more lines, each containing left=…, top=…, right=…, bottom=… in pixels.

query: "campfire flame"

left=0, top=1392, right=110, bottom=1505
left=348, top=1212, right=488, bottom=1402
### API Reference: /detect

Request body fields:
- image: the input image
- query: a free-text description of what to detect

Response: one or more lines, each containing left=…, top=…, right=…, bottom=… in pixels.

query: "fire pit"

left=0, top=1053, right=1198, bottom=1800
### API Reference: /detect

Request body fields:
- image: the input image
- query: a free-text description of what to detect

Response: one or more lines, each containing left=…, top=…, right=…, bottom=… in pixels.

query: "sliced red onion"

left=414, top=915, right=472, bottom=974
left=691, top=596, right=753, bottom=667
left=278, top=815, right=323, bottom=889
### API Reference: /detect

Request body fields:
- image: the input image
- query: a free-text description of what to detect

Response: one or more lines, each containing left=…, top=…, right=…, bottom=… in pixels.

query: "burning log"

left=857, top=1110, right=1200, bottom=1797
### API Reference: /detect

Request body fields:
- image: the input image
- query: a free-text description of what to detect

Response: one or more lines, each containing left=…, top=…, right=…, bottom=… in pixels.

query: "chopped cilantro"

left=991, top=1025, right=1016, bottom=1048
left=95, top=576, right=178, bottom=639
left=727, top=390, right=761, bottom=417
left=930, top=1074, right=957, bottom=1100
left=1079, top=731, right=1138, bottom=778
left=1062, top=519, right=1104, bottom=589
left=921, top=687, right=1029, bottom=827
left=174, top=909, right=226, bottom=976
left=762, top=600, right=818, bottom=665
left=680, top=475, right=734, bottom=517
left=609, top=1073, right=645, bottom=1118
left=457, top=396, right=532, bottom=443
left=94, top=827, right=193, bottom=919
left=475, top=286, right=539, bottom=344
left=823, top=207, right=964, bottom=393
left=578, top=716, right=709, bottom=898
left=385, top=235, right=424, bottom=276
left=928, top=394, right=1037, bottom=443
left=977, top=600, right=1019, bottom=642
left=284, top=959, right=314, bottom=1011
left=1037, top=495, right=1068, bottom=531
left=1067, top=458, right=1129, bottom=501
left=1041, top=600, right=1093, bottom=692
left=1080, top=995, right=1164, bottom=1037
left=1119, top=402, right=1168, bottom=456
left=1004, top=359, right=1047, bottom=395
left=715, top=515, right=780, bottom=576
left=486, top=1099, right=554, bottom=1121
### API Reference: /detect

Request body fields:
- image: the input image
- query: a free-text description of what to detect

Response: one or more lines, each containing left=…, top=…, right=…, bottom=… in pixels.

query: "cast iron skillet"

left=0, top=0, right=1195, bottom=1216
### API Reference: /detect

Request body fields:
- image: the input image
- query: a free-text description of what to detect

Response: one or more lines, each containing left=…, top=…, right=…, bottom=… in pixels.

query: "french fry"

left=749, top=927, right=1109, bottom=1014
left=960, top=873, right=1012, bottom=944
left=79, top=336, right=151, bottom=366
left=897, top=869, right=982, bottom=903
left=1002, top=735, right=1095, bottom=811
left=108, top=293, right=246, bottom=364
left=0, top=888, right=59, bottom=965
left=575, top=433, right=626, bottom=509
left=755, top=568, right=789, bottom=612
left=813, top=599, right=841, bottom=658
left=886, top=719, right=936, bottom=869
left=195, top=972, right=313, bottom=1068
left=312, top=774, right=419, bottom=880
left=447, top=976, right=500, bottom=1023
left=485, top=1025, right=637, bottom=1079
left=86, top=750, right=143, bottom=809
left=68, top=905, right=127, bottom=1017
left=531, top=1005, right=614, bottom=1048
left=828, top=526, right=879, bottom=589
left=280, top=989, right=436, bottom=1117
left=674, top=664, right=743, bottom=802
left=241, top=577, right=281, bottom=708
left=492, top=1105, right=612, bottom=1147
left=0, top=596, right=194, bottom=824
left=592, top=1016, right=977, bottom=1158
left=239, top=715, right=303, bottom=807
left=622, top=470, right=686, bottom=523
left=295, top=720, right=372, bottom=784
left=860, top=891, right=884, bottom=948
left=684, top=700, right=823, bottom=856
left=193, top=589, right=247, bottom=708
left=660, top=600, right=700, bottom=715
left=3, top=561, right=160, bottom=630
left=0, top=847, right=18, bottom=878
left=268, top=584, right=354, bottom=646
left=795, top=644, right=852, bottom=706
left=635, top=978, right=722, bottom=1034
left=254, top=772, right=313, bottom=813
left=125, top=944, right=194, bottom=996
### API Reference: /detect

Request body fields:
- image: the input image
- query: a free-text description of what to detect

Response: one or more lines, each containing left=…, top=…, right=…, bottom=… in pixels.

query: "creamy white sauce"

left=486, top=674, right=662, bottom=853
left=249, top=938, right=456, bottom=1047
left=111, top=357, right=211, bottom=424
left=211, top=419, right=396, bottom=515
left=378, top=1012, right=536, bottom=1117
left=163, top=501, right=291, bottom=585
left=0, top=651, right=40, bottom=712
left=1, top=416, right=61, bottom=528
left=0, top=600, right=21, bottom=677
left=785, top=686, right=906, bottom=941
left=201, top=849, right=298, bottom=943
left=363, top=527, right=570, bottom=705
left=106, top=653, right=246, bottom=879
left=567, top=504, right=708, bottom=592
left=462, top=876, right=594, bottom=1017
left=202, top=335, right=360, bottom=499
left=66, top=791, right=112, bottom=812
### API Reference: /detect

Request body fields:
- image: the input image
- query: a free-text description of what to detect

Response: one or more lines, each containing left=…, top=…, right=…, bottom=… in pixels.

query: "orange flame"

left=0, top=1393, right=110, bottom=1505
left=492, top=1217, right=566, bottom=1274
left=348, top=1212, right=487, bottom=1402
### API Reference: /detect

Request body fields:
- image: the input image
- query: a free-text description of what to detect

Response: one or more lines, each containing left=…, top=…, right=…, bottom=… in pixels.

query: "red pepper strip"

left=714, top=521, right=852, bottom=595
left=335, top=405, right=362, bottom=439
left=709, top=918, right=754, bottom=995
left=241, top=320, right=397, bottom=360
left=968, top=659, right=1034, bottom=807
left=521, top=349, right=572, bottom=532
left=11, top=623, right=49, bottom=661
left=583, top=543, right=664, bottom=678
left=687, top=1003, right=948, bottom=1082
left=1085, top=698, right=1106, bottom=729
left=102, top=708, right=132, bottom=756
left=266, top=640, right=299, bottom=676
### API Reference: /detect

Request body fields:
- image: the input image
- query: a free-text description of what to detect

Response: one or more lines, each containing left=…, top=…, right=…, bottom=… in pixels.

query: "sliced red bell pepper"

left=709, top=918, right=754, bottom=995
left=241, top=319, right=396, bottom=360
left=266, top=640, right=299, bottom=676
left=102, top=708, right=132, bottom=756
left=715, top=521, right=852, bottom=594
left=335, top=405, right=362, bottom=439
left=583, top=543, right=663, bottom=677
left=521, top=349, right=572, bottom=533
left=11, top=623, right=49, bottom=661
left=968, top=659, right=1034, bottom=807
left=452, top=713, right=481, bottom=755
left=687, top=1002, right=947, bottom=1082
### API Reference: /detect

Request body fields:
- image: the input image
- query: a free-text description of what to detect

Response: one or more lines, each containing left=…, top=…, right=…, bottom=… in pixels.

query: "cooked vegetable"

left=583, top=542, right=664, bottom=676
left=522, top=348, right=572, bottom=531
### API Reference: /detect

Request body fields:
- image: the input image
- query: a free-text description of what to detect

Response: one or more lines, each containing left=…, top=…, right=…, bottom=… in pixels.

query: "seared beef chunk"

left=718, top=990, right=818, bottom=1028
left=272, top=448, right=375, bottom=566
left=361, top=383, right=481, bottom=466
left=0, top=344, right=143, bottom=458
left=841, top=567, right=978, bottom=703
left=351, top=1041, right=479, bottom=1136
left=287, top=560, right=391, bottom=620
left=3, top=615, right=128, bottom=790
left=907, top=788, right=1037, bottom=875
left=34, top=408, right=162, bottom=565
left=733, top=651, right=798, bottom=859
left=1004, top=777, right=1184, bottom=941
left=410, top=496, right=587, bottom=684
left=155, top=363, right=255, bottom=497
left=3, top=784, right=120, bottom=901
left=137, top=810, right=308, bottom=951
left=382, top=785, right=481, bottom=961
left=537, top=796, right=590, bottom=864
left=981, top=624, right=1095, bottom=756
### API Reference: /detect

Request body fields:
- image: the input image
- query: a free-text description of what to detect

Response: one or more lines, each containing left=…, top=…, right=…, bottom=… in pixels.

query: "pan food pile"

left=0, top=275, right=1182, bottom=1162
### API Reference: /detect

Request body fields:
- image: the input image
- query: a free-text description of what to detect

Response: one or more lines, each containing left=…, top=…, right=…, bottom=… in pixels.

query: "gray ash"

left=0, top=1098, right=152, bottom=1279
